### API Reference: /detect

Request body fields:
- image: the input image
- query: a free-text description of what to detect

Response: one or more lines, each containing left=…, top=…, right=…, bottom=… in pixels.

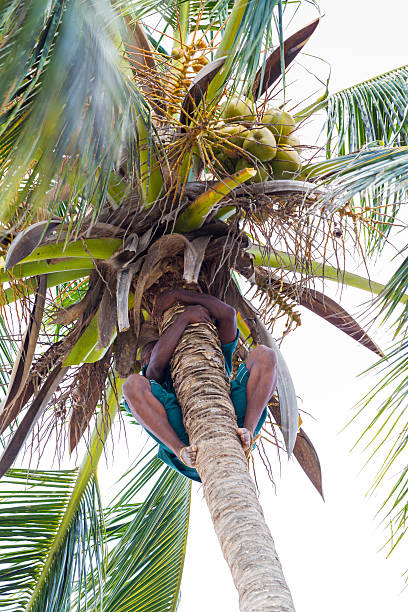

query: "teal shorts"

left=125, top=363, right=267, bottom=482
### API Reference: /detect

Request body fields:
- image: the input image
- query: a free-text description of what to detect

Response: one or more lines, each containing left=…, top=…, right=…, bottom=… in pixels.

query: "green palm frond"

left=316, top=66, right=408, bottom=253
left=83, top=445, right=191, bottom=612
left=306, top=146, right=408, bottom=201
left=304, top=146, right=408, bottom=251
left=350, top=340, right=408, bottom=557
left=0, top=0, right=151, bottom=229
left=208, top=0, right=285, bottom=98
left=0, top=318, right=17, bottom=401
left=0, top=378, right=123, bottom=609
left=0, top=468, right=104, bottom=612
left=326, top=65, right=408, bottom=156
left=378, top=255, right=408, bottom=333
left=129, top=0, right=296, bottom=96
left=0, top=447, right=191, bottom=612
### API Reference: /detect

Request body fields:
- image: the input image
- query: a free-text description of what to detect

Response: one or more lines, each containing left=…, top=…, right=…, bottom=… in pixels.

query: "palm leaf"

left=304, top=146, right=408, bottom=252
left=0, top=468, right=105, bottom=612
left=350, top=340, right=408, bottom=559
left=316, top=65, right=408, bottom=253
left=0, top=449, right=191, bottom=612
left=326, top=65, right=408, bottom=156
left=296, top=287, right=383, bottom=357
left=0, top=0, right=150, bottom=229
left=377, top=255, right=408, bottom=334
left=207, top=0, right=285, bottom=101
left=83, top=444, right=191, bottom=612
left=11, top=378, right=123, bottom=610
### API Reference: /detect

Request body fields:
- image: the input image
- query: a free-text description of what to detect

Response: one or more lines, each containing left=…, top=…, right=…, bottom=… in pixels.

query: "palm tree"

left=0, top=0, right=407, bottom=609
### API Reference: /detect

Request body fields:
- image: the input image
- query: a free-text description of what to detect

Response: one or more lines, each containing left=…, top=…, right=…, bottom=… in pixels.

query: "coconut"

left=277, top=133, right=300, bottom=148
left=217, top=152, right=236, bottom=174
left=235, top=158, right=271, bottom=183
left=263, top=108, right=296, bottom=138
left=243, top=127, right=277, bottom=162
left=217, top=123, right=248, bottom=157
left=221, top=96, right=255, bottom=124
left=252, top=165, right=271, bottom=183
left=270, top=145, right=301, bottom=179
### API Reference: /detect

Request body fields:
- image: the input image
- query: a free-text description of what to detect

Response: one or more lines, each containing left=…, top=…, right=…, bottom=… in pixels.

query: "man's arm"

left=155, top=289, right=237, bottom=344
left=146, top=305, right=212, bottom=382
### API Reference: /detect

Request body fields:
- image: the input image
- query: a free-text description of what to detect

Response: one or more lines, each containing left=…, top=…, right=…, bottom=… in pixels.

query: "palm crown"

left=0, top=0, right=408, bottom=609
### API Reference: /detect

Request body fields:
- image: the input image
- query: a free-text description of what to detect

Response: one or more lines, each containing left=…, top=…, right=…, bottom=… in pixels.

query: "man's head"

left=140, top=341, right=157, bottom=368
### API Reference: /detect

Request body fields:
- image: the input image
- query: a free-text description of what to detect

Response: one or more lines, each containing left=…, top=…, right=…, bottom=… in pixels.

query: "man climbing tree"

left=123, top=289, right=278, bottom=481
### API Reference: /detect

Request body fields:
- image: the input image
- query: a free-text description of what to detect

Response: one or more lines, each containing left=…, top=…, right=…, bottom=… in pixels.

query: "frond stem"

left=250, top=246, right=408, bottom=303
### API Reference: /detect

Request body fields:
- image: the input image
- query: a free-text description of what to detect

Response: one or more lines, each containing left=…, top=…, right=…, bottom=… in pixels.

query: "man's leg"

left=237, top=345, right=277, bottom=452
left=123, top=375, right=197, bottom=467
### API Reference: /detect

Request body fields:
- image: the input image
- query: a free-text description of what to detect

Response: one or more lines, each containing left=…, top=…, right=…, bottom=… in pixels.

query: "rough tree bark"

left=162, top=308, right=295, bottom=612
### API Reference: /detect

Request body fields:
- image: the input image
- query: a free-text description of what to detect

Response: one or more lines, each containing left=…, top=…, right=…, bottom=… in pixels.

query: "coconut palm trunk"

left=163, top=308, right=295, bottom=612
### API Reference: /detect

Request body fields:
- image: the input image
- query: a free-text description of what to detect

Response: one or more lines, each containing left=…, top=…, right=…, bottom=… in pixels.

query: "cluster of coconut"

left=214, top=96, right=302, bottom=182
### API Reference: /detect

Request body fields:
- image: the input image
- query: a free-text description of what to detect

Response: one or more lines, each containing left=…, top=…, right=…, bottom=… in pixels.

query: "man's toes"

left=237, top=428, right=252, bottom=452
left=180, top=445, right=197, bottom=468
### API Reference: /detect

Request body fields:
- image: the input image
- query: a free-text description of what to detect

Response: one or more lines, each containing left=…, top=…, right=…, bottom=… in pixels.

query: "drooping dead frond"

left=68, top=354, right=112, bottom=453
left=268, top=397, right=324, bottom=499
left=0, top=365, right=68, bottom=477
left=252, top=18, right=320, bottom=99
left=0, top=276, right=47, bottom=418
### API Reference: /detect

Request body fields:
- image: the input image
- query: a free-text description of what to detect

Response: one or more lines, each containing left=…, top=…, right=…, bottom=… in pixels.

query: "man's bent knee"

left=246, top=345, right=277, bottom=371
left=123, top=374, right=151, bottom=404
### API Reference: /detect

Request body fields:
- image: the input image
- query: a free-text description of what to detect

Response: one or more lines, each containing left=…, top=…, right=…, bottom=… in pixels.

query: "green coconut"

left=235, top=158, right=271, bottom=183
left=253, top=165, right=271, bottom=183
left=221, top=96, right=255, bottom=124
left=217, top=152, right=236, bottom=174
left=243, top=127, right=277, bottom=162
left=271, top=145, right=301, bottom=179
left=217, top=123, right=248, bottom=157
left=277, top=133, right=300, bottom=148
left=263, top=108, right=296, bottom=138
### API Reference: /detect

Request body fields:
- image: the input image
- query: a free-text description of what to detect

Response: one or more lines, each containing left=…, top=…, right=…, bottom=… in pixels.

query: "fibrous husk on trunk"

left=97, top=268, right=118, bottom=350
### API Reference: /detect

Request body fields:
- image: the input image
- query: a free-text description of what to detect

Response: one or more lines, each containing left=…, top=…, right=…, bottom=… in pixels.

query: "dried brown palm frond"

left=268, top=396, right=323, bottom=499
left=68, top=354, right=112, bottom=453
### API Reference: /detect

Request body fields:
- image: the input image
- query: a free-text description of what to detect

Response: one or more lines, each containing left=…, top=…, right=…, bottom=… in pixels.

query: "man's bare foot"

left=237, top=427, right=253, bottom=453
left=179, top=444, right=198, bottom=468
